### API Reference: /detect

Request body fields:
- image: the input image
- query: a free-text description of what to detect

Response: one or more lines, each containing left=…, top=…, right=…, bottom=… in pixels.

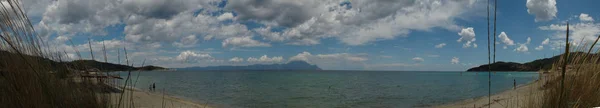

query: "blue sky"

left=21, top=0, right=600, bottom=71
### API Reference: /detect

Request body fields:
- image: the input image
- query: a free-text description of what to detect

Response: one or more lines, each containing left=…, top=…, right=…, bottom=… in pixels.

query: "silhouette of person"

left=513, top=79, right=516, bottom=90
left=152, top=83, right=156, bottom=91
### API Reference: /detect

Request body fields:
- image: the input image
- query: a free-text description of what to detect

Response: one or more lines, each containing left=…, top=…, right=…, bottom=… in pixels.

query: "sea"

left=116, top=71, right=538, bottom=108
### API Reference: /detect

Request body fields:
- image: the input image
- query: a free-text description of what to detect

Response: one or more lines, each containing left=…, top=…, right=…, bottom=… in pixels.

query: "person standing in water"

left=513, top=79, right=516, bottom=90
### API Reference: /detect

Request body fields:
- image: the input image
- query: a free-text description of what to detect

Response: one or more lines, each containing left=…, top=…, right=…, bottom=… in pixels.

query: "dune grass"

left=526, top=23, right=600, bottom=107
left=0, top=0, right=144, bottom=107
left=0, top=0, right=109, bottom=107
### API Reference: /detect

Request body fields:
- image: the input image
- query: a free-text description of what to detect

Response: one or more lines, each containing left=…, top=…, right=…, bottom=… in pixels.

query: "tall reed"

left=526, top=25, right=600, bottom=107
left=0, top=0, right=108, bottom=107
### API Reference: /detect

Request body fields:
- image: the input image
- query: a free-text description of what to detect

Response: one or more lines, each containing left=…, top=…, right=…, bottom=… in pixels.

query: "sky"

left=17, top=0, right=600, bottom=71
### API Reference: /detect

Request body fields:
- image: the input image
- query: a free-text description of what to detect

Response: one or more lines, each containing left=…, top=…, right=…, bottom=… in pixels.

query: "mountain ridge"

left=178, top=61, right=321, bottom=71
left=467, top=52, right=598, bottom=71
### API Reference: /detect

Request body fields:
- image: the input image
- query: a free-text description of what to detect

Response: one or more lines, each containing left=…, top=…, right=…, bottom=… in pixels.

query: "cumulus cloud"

left=535, top=38, right=550, bottom=50
left=435, top=43, right=447, bottom=48
left=33, top=0, right=249, bottom=48
left=217, top=12, right=234, bottom=21
left=412, top=57, right=424, bottom=63
left=222, top=36, right=271, bottom=48
left=173, top=35, right=199, bottom=48
left=513, top=37, right=531, bottom=53
left=247, top=55, right=284, bottom=63
left=542, top=38, right=550, bottom=45
left=515, top=44, right=529, bottom=53
left=175, top=50, right=213, bottom=62
left=539, top=22, right=600, bottom=45
left=579, top=13, right=594, bottom=22
left=498, top=32, right=515, bottom=46
left=451, top=57, right=460, bottom=64
left=526, top=0, right=557, bottom=22
left=535, top=45, right=544, bottom=50
left=457, top=27, right=476, bottom=48
left=237, top=0, right=482, bottom=45
left=229, top=57, right=244, bottom=63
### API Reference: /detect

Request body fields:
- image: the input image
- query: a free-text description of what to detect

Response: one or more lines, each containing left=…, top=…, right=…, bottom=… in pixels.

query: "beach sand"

left=436, top=79, right=543, bottom=108
left=105, top=87, right=211, bottom=108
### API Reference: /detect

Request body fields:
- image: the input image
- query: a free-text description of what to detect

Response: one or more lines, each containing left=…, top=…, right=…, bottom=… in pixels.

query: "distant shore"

left=436, top=77, right=543, bottom=108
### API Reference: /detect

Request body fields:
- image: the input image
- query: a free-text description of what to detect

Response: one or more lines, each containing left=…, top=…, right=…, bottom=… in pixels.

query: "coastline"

left=106, top=86, right=212, bottom=108
left=435, top=79, right=543, bottom=108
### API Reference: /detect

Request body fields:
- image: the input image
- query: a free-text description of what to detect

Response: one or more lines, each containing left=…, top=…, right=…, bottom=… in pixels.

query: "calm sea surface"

left=117, top=71, right=538, bottom=108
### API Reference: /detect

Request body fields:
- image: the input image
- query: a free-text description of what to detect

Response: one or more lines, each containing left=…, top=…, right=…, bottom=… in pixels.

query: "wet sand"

left=436, top=80, right=543, bottom=108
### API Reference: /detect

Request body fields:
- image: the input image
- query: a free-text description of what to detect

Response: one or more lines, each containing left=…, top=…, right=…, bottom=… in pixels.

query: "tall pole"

left=88, top=37, right=94, bottom=60
left=489, top=0, right=499, bottom=107
left=559, top=22, right=570, bottom=108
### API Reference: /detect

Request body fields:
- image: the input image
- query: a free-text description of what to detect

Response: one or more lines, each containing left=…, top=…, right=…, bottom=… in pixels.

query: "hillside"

left=178, top=61, right=321, bottom=71
left=467, top=52, right=598, bottom=71
left=0, top=50, right=165, bottom=71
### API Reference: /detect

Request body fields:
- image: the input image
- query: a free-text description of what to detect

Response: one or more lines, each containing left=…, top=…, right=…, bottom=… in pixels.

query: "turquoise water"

left=117, top=71, right=538, bottom=108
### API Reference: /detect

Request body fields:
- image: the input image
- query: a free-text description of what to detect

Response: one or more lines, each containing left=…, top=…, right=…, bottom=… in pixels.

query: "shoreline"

left=435, top=79, right=543, bottom=108
left=105, top=85, right=212, bottom=108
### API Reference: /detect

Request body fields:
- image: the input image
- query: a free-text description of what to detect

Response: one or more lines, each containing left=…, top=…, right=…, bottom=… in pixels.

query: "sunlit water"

left=116, top=71, right=538, bottom=108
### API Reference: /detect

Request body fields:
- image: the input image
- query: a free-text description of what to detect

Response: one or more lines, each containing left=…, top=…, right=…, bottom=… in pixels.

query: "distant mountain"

left=178, top=61, right=321, bottom=71
left=68, top=60, right=166, bottom=71
left=0, top=50, right=165, bottom=71
left=467, top=52, right=598, bottom=72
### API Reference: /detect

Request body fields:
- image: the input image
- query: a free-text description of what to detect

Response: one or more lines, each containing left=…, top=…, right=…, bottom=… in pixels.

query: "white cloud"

left=498, top=32, right=515, bottom=46
left=247, top=55, right=284, bottom=63
left=229, top=57, right=244, bottom=63
left=526, top=37, right=532, bottom=44
left=542, top=38, right=550, bottom=45
left=236, top=0, right=482, bottom=45
left=217, top=12, right=234, bottom=21
left=175, top=50, right=213, bottom=62
left=222, top=36, right=271, bottom=48
left=515, top=44, right=529, bottom=53
left=451, top=57, right=459, bottom=64
left=173, top=35, right=199, bottom=48
left=412, top=57, right=424, bottom=63
left=579, top=13, right=594, bottom=22
left=535, top=38, right=550, bottom=51
left=435, top=43, right=446, bottom=48
left=457, top=27, right=476, bottom=48
left=526, top=0, right=557, bottom=22
left=539, top=22, right=600, bottom=45
left=535, top=45, right=544, bottom=50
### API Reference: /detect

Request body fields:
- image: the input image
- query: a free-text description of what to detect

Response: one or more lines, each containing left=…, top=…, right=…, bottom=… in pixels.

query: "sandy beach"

left=436, top=79, right=543, bottom=108
left=105, top=86, right=212, bottom=108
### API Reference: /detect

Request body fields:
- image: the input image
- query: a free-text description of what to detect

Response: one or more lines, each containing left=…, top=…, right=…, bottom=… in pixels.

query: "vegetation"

left=0, top=1, right=162, bottom=107
left=0, top=0, right=109, bottom=107
left=525, top=24, right=600, bottom=107
left=467, top=52, right=598, bottom=71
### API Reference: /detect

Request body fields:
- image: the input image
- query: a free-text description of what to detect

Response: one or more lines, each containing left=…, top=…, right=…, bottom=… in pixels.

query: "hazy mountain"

left=178, top=61, right=321, bottom=71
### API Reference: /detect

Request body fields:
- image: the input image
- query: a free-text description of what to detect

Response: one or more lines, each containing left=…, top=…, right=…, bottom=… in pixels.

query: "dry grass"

left=0, top=0, right=109, bottom=107
left=526, top=24, right=600, bottom=107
